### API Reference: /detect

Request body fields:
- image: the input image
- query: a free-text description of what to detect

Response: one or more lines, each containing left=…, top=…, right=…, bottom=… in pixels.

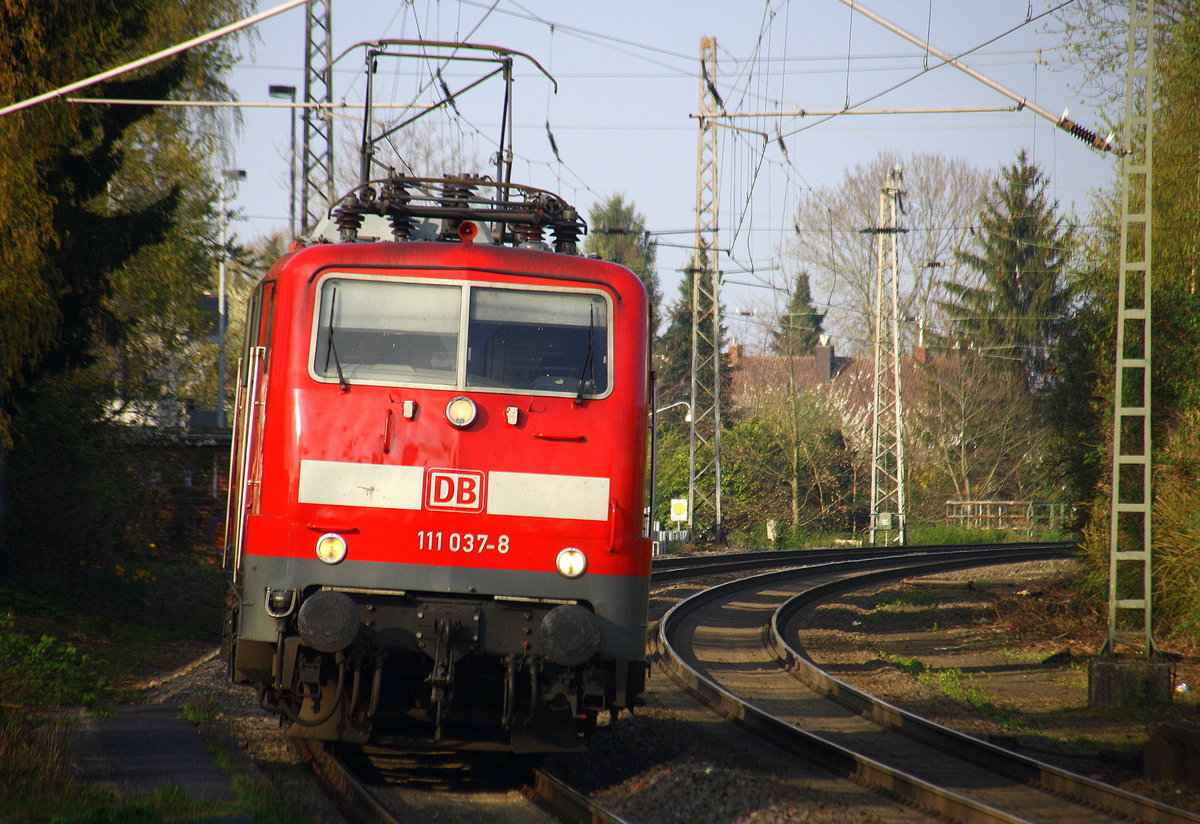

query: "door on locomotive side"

left=224, top=278, right=276, bottom=579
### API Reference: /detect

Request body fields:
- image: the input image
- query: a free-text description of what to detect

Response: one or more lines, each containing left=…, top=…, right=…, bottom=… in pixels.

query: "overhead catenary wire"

left=0, top=0, right=307, bottom=118
left=199, top=0, right=1107, bottom=360
left=827, top=0, right=1116, bottom=152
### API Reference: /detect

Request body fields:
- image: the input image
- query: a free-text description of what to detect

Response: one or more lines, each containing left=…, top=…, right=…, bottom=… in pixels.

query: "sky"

left=223, top=0, right=1120, bottom=350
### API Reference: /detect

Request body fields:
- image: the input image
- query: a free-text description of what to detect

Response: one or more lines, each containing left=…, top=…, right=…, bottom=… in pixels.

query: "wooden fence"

left=944, top=500, right=1075, bottom=532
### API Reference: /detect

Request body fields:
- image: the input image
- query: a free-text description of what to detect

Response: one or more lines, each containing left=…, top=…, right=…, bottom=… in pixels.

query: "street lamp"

left=649, top=400, right=693, bottom=541
left=656, top=400, right=693, bottom=421
left=218, top=168, right=246, bottom=430
left=268, top=84, right=297, bottom=240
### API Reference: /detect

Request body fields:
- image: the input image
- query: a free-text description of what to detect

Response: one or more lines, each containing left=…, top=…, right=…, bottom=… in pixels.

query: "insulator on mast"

left=1059, top=117, right=1115, bottom=152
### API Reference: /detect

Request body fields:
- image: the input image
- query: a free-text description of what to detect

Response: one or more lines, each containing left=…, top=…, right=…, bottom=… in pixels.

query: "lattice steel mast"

left=688, top=36, right=723, bottom=540
left=1106, top=0, right=1157, bottom=657
left=300, top=0, right=334, bottom=234
left=866, top=167, right=907, bottom=546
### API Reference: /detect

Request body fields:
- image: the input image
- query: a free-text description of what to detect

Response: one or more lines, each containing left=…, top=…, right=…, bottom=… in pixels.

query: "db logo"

left=425, top=469, right=485, bottom=512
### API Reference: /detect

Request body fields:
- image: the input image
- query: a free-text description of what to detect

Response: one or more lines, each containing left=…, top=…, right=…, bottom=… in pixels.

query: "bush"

left=906, top=522, right=1023, bottom=546
left=6, top=367, right=144, bottom=580
left=1080, top=410, right=1200, bottom=644
left=0, top=613, right=108, bottom=707
left=1147, top=411, right=1200, bottom=641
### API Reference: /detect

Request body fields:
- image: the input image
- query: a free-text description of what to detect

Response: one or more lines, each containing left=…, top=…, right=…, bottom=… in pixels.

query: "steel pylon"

left=300, top=0, right=334, bottom=234
left=1106, top=0, right=1157, bottom=657
left=867, top=167, right=907, bottom=546
left=688, top=35, right=723, bottom=540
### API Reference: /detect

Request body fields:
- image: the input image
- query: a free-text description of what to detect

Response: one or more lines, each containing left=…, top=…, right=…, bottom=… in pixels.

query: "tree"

left=0, top=0, right=251, bottom=442
left=1148, top=9, right=1200, bottom=420
left=583, top=193, right=661, bottom=335
left=771, top=270, right=825, bottom=358
left=0, top=0, right=252, bottom=571
left=1052, top=2, right=1191, bottom=116
left=939, top=151, right=1075, bottom=393
left=723, top=390, right=856, bottom=537
left=787, top=151, right=987, bottom=354
left=655, top=261, right=698, bottom=407
left=1041, top=6, right=1200, bottom=641
left=907, top=352, right=1050, bottom=508
left=653, top=253, right=733, bottom=426
left=336, top=117, right=488, bottom=193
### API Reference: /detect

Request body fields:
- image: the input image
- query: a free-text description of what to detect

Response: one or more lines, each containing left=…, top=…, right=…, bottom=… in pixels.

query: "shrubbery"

left=0, top=613, right=108, bottom=708
left=1078, top=410, right=1200, bottom=645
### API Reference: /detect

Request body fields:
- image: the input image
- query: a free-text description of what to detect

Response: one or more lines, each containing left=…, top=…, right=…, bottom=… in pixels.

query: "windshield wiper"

left=324, top=287, right=350, bottom=391
left=575, top=303, right=596, bottom=405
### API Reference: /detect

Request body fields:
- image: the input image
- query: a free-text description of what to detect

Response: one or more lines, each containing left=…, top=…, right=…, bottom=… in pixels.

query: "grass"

left=179, top=693, right=220, bottom=726
left=0, top=560, right=312, bottom=824
left=0, top=707, right=244, bottom=824
left=0, top=716, right=293, bottom=823
left=878, top=651, right=1019, bottom=727
left=860, top=589, right=942, bottom=627
left=0, top=613, right=109, bottom=708
left=0, top=560, right=226, bottom=701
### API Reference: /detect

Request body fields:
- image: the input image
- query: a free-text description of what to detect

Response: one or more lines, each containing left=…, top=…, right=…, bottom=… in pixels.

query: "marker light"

left=555, top=547, right=588, bottom=579
left=446, top=396, right=477, bottom=428
left=315, top=533, right=348, bottom=565
left=265, top=588, right=297, bottom=618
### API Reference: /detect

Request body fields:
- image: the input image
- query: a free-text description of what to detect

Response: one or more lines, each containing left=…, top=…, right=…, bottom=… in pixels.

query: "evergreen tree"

left=0, top=0, right=251, bottom=569
left=0, top=0, right=251, bottom=441
left=771, top=270, right=825, bottom=358
left=939, top=150, right=1075, bottom=391
left=583, top=193, right=662, bottom=334
left=653, top=253, right=734, bottom=431
left=654, top=261, right=698, bottom=407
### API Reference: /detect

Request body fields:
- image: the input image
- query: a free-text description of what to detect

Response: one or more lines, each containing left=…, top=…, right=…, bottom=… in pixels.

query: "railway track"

left=287, top=541, right=1197, bottom=823
left=287, top=542, right=965, bottom=824
left=648, top=540, right=1075, bottom=582
left=652, top=543, right=1199, bottom=824
left=294, top=737, right=631, bottom=823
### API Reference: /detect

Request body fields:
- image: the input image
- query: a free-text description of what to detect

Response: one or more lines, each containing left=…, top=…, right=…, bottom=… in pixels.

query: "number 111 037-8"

left=417, top=531, right=510, bottom=554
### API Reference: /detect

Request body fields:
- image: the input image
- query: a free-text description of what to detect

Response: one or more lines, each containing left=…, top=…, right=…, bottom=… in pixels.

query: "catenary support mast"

left=866, top=168, right=907, bottom=546
left=1106, top=0, right=1156, bottom=657
left=689, top=36, right=723, bottom=540
left=300, top=0, right=334, bottom=234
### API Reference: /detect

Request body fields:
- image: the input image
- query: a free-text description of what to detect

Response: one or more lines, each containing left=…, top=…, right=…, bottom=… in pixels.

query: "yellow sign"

left=669, top=498, right=688, bottom=522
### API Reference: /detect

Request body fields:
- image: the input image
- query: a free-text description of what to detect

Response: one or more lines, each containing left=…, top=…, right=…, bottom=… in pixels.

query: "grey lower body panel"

left=235, top=554, right=649, bottom=661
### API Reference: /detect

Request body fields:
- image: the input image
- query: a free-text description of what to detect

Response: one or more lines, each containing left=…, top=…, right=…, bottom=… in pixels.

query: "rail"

left=767, top=564, right=1199, bottom=824
left=294, top=738, right=629, bottom=824
left=652, top=544, right=1199, bottom=824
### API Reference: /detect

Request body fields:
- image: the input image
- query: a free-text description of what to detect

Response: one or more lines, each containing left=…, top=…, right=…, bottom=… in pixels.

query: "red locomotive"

left=222, top=171, right=651, bottom=752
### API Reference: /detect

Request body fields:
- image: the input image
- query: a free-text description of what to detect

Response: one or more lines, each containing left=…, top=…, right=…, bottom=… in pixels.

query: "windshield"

left=312, top=277, right=610, bottom=396
left=466, top=288, right=608, bottom=393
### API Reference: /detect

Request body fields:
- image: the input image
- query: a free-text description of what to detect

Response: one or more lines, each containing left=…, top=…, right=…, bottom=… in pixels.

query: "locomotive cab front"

left=224, top=234, right=651, bottom=753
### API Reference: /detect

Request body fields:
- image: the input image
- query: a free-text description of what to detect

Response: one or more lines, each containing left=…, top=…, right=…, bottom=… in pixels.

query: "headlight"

left=315, top=532, right=348, bottom=564
left=446, top=396, right=477, bottom=428
left=555, top=547, right=587, bottom=578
